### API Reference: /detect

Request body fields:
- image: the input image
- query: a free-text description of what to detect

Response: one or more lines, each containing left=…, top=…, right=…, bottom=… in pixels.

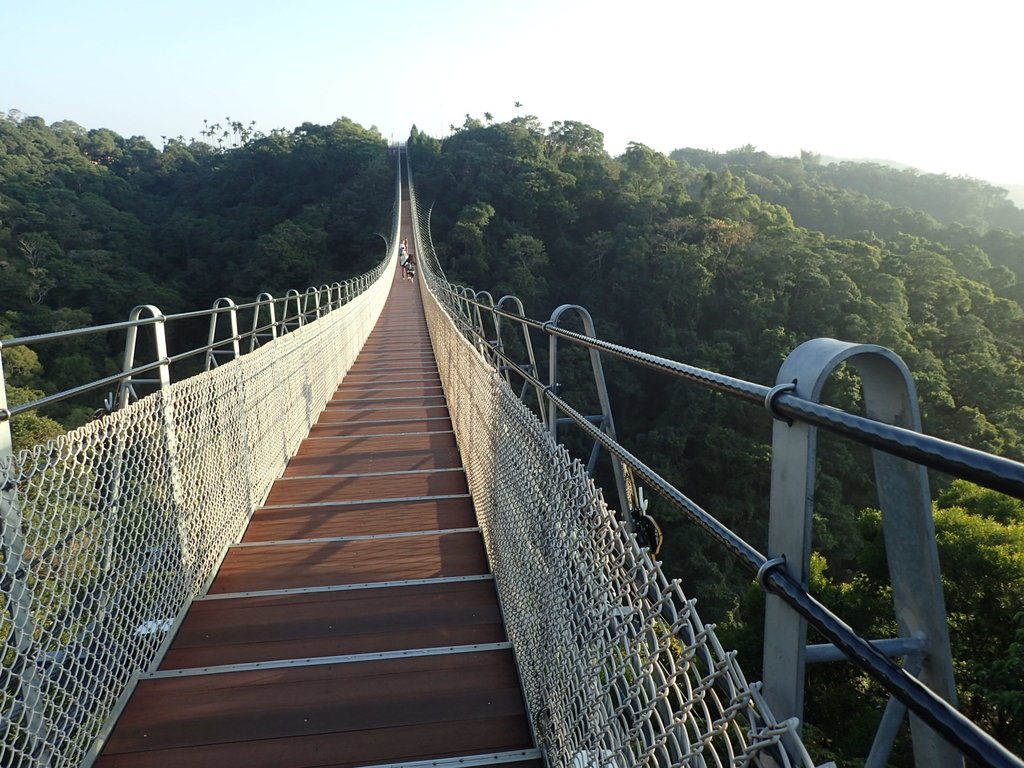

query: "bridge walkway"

left=94, top=253, right=539, bottom=765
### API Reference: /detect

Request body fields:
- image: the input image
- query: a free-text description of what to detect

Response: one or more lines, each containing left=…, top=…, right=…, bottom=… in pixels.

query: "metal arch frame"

left=472, top=290, right=499, bottom=364
left=281, top=289, right=304, bottom=334
left=302, top=286, right=322, bottom=322
left=205, top=298, right=241, bottom=372
left=318, top=284, right=333, bottom=313
left=546, top=304, right=635, bottom=535
left=454, top=286, right=476, bottom=336
left=463, top=288, right=486, bottom=355
left=249, top=293, right=278, bottom=352
left=459, top=287, right=474, bottom=328
left=494, top=294, right=546, bottom=425
left=117, top=305, right=171, bottom=409
left=763, top=338, right=960, bottom=768
left=0, top=349, right=12, bottom=460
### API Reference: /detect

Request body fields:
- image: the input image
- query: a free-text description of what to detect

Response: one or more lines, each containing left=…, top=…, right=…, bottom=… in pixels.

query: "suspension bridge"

left=1, top=150, right=1022, bottom=768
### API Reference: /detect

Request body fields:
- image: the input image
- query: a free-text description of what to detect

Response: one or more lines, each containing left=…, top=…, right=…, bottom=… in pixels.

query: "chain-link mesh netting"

left=0, top=259, right=392, bottom=768
left=413, top=200, right=816, bottom=767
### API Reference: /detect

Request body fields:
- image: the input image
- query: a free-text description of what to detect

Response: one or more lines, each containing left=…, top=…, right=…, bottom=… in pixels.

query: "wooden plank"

left=335, top=376, right=440, bottom=391
left=330, top=395, right=446, bottom=405
left=361, top=343, right=432, bottom=347
left=330, top=388, right=445, bottom=403
left=329, top=394, right=446, bottom=406
left=326, top=396, right=449, bottom=410
left=160, top=580, right=505, bottom=669
left=291, top=430, right=458, bottom=456
left=344, top=363, right=437, bottom=373
left=358, top=346, right=433, bottom=356
left=170, top=580, right=502, bottom=648
left=348, top=356, right=436, bottom=367
left=282, top=443, right=460, bottom=476
left=94, top=716, right=534, bottom=768
left=263, top=469, right=468, bottom=506
left=208, top=531, right=489, bottom=593
left=244, top=497, right=476, bottom=541
left=286, top=441, right=461, bottom=465
left=346, top=364, right=438, bottom=376
left=350, top=343, right=431, bottom=349
left=314, top=405, right=450, bottom=423
left=308, top=418, right=452, bottom=437
left=345, top=361, right=437, bottom=371
left=103, top=651, right=525, bottom=753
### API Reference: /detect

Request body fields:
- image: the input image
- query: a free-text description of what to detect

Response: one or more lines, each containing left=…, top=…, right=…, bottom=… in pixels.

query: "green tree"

left=794, top=490, right=1024, bottom=761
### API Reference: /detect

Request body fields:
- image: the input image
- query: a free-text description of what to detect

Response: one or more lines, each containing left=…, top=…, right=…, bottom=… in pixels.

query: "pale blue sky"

left=3, top=0, right=1022, bottom=185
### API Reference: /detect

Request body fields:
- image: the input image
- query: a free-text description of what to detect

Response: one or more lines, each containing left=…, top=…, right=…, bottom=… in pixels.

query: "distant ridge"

left=1002, top=183, right=1024, bottom=208
left=819, top=155, right=920, bottom=173
left=819, top=154, right=1024, bottom=209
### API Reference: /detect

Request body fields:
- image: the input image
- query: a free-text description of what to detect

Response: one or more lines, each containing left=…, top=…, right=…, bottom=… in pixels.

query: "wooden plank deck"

left=94, top=207, right=538, bottom=767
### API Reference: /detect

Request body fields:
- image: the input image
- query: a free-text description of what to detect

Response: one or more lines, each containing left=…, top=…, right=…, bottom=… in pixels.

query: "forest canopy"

left=2, top=109, right=1022, bottom=763
left=0, top=111, right=393, bottom=429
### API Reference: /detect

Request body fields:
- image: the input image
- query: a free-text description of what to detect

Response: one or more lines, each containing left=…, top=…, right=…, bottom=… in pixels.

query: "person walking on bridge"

left=399, top=239, right=410, bottom=279
left=405, top=247, right=416, bottom=280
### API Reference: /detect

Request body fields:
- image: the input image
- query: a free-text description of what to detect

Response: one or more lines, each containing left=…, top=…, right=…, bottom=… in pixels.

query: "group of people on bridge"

left=399, top=238, right=416, bottom=280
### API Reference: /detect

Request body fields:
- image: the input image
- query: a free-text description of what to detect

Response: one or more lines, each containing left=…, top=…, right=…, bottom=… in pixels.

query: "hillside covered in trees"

left=2, top=110, right=1022, bottom=763
left=0, top=112, right=393, bottom=437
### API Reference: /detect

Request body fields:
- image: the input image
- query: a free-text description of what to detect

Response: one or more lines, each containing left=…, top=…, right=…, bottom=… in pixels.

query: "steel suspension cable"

left=442, top=285, right=1024, bottom=500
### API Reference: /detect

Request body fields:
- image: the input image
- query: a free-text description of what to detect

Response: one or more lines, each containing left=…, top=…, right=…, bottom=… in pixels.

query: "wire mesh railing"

left=410, top=162, right=821, bottom=768
left=0, top=190, right=399, bottom=767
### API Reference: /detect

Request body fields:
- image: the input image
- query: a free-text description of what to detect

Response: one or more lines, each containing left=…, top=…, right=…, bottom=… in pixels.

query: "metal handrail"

left=443, top=286, right=1024, bottom=501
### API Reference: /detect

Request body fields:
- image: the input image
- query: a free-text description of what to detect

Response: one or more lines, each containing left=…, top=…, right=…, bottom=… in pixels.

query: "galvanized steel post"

left=0, top=346, right=10, bottom=461
left=249, top=293, right=278, bottom=352
left=547, top=304, right=635, bottom=535
left=206, top=297, right=241, bottom=371
left=763, top=337, right=960, bottom=768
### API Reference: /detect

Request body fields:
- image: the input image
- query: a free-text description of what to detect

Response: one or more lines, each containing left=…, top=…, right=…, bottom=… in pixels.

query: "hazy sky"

left=4, top=0, right=1021, bottom=185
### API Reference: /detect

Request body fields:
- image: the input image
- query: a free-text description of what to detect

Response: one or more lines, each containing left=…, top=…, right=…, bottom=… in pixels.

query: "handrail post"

left=281, top=289, right=303, bottom=334
left=474, top=291, right=497, bottom=362
left=205, top=297, right=240, bottom=371
left=303, top=287, right=321, bottom=321
left=117, top=305, right=170, bottom=409
left=763, top=337, right=960, bottom=768
left=495, top=295, right=546, bottom=426
left=547, top=304, right=635, bottom=535
left=0, top=349, right=11, bottom=460
left=249, top=293, right=278, bottom=353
